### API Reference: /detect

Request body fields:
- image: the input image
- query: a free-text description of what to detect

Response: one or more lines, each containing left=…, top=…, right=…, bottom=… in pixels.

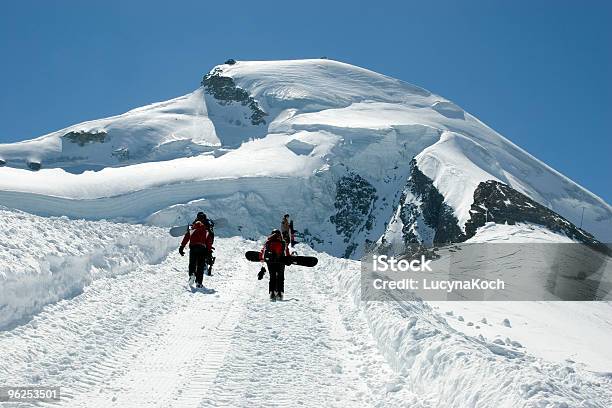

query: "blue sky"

left=0, top=0, right=610, bottom=202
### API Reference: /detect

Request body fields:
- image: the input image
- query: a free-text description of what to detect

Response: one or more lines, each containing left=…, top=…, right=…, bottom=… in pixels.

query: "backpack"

left=264, top=239, right=285, bottom=262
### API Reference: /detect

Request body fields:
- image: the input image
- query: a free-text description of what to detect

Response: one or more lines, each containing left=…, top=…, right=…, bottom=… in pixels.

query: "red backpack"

left=262, top=237, right=287, bottom=261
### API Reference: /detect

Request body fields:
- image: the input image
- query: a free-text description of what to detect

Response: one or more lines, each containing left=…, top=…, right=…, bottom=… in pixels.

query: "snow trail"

left=0, top=238, right=413, bottom=408
left=2, top=233, right=610, bottom=407
left=197, top=246, right=422, bottom=407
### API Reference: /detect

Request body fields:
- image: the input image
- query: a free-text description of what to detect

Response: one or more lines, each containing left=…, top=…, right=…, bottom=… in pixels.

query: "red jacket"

left=260, top=236, right=290, bottom=261
left=181, top=221, right=214, bottom=250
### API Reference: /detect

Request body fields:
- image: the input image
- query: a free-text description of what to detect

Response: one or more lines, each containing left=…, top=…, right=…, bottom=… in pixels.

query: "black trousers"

left=189, top=245, right=209, bottom=284
left=266, top=262, right=285, bottom=294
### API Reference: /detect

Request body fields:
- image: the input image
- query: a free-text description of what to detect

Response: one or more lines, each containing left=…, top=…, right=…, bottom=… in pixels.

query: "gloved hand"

left=179, top=246, right=185, bottom=256
left=257, top=267, right=266, bottom=280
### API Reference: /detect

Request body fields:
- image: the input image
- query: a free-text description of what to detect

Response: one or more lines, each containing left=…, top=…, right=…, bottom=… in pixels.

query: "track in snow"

left=0, top=238, right=415, bottom=408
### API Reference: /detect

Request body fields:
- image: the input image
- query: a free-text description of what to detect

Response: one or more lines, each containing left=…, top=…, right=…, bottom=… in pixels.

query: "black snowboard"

left=245, top=251, right=318, bottom=267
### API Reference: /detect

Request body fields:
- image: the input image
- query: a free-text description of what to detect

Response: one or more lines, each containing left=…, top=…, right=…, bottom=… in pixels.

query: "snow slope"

left=439, top=222, right=612, bottom=372
left=0, top=59, right=609, bottom=258
left=0, top=89, right=217, bottom=171
left=0, top=231, right=424, bottom=407
left=0, top=214, right=610, bottom=407
left=466, top=221, right=576, bottom=243
left=0, top=208, right=175, bottom=330
left=329, top=249, right=612, bottom=407
left=436, top=300, right=612, bottom=373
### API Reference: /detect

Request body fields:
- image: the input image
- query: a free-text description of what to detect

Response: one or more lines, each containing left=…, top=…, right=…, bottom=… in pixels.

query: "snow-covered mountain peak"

left=2, top=59, right=611, bottom=408
left=215, top=59, right=431, bottom=107
left=0, top=58, right=610, bottom=256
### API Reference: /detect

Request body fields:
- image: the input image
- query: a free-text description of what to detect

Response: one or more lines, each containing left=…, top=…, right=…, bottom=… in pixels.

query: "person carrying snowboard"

left=280, top=215, right=290, bottom=243
left=280, top=214, right=297, bottom=247
left=179, top=212, right=214, bottom=288
left=197, top=212, right=216, bottom=275
left=259, top=229, right=290, bottom=300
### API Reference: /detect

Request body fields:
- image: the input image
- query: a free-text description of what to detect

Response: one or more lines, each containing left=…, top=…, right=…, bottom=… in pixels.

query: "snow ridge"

left=0, top=208, right=175, bottom=330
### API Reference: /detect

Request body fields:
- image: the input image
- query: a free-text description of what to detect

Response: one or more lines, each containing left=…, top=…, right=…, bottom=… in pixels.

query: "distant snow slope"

left=466, top=221, right=576, bottom=243
left=0, top=89, right=217, bottom=172
left=0, top=59, right=609, bottom=257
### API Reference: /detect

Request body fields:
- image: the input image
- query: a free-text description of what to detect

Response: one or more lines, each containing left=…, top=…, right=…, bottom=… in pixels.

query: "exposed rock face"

left=329, top=172, right=378, bottom=256
left=386, top=162, right=604, bottom=253
left=62, top=130, right=107, bottom=146
left=201, top=68, right=267, bottom=126
left=111, top=147, right=129, bottom=162
left=397, top=195, right=421, bottom=244
left=27, top=161, right=41, bottom=171
left=376, top=159, right=465, bottom=254
left=406, top=159, right=466, bottom=244
left=464, top=180, right=600, bottom=246
left=341, top=158, right=604, bottom=258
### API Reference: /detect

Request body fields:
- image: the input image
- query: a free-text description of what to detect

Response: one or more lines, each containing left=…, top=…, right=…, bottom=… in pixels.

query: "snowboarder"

left=179, top=212, right=214, bottom=288
left=259, top=229, right=290, bottom=300
left=280, top=214, right=297, bottom=247
left=188, top=212, right=216, bottom=276
left=198, top=212, right=215, bottom=240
